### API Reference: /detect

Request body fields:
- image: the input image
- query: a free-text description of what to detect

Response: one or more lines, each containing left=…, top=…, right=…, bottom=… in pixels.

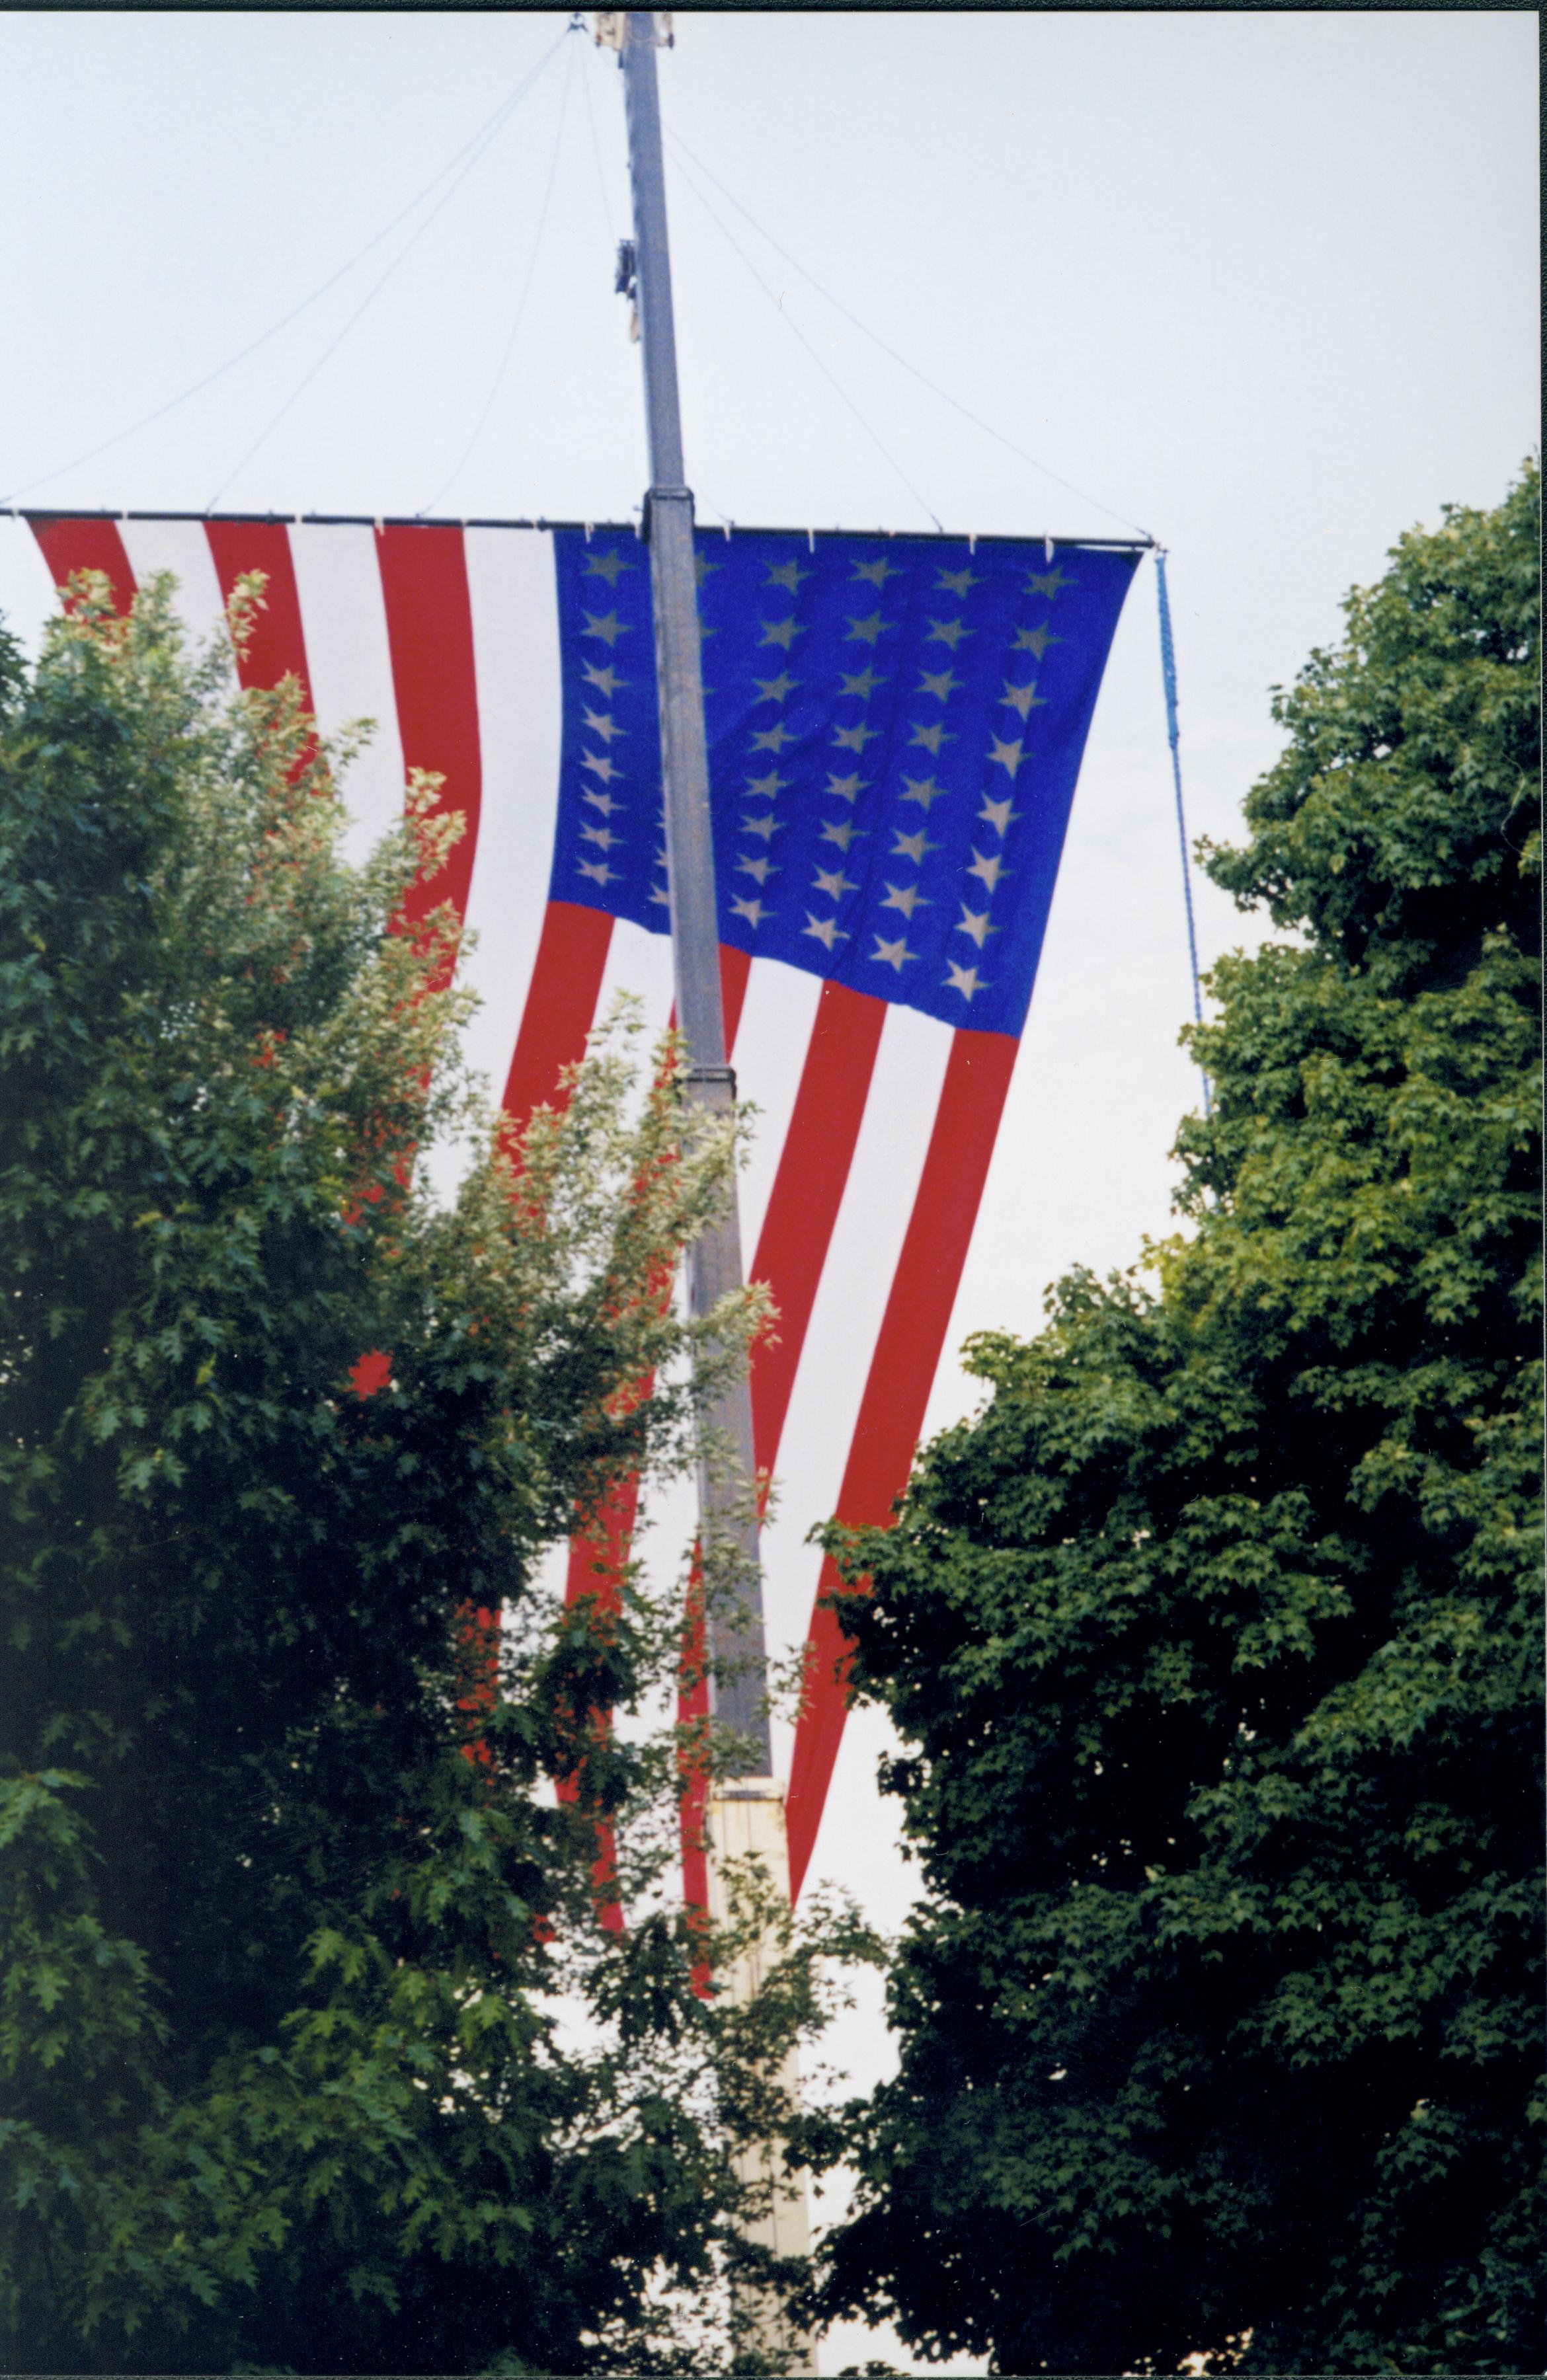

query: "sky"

left=0, top=9, right=1535, bottom=2367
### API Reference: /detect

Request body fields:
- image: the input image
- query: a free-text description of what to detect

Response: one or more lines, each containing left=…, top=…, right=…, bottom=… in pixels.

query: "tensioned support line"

left=1155, top=549, right=1212, bottom=1121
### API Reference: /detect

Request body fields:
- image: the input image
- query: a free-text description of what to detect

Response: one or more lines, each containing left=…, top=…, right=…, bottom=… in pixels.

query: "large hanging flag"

left=26, top=511, right=1139, bottom=1897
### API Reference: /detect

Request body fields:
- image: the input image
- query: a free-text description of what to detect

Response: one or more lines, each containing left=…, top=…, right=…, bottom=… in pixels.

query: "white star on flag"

left=583, top=549, right=631, bottom=586
left=944, top=960, right=987, bottom=1001
left=967, top=847, right=1009, bottom=892
left=582, top=611, right=630, bottom=646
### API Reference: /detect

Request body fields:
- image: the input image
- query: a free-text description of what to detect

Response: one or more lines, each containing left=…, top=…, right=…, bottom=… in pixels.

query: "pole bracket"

left=641, top=483, right=694, bottom=539
left=685, top=1061, right=736, bottom=1095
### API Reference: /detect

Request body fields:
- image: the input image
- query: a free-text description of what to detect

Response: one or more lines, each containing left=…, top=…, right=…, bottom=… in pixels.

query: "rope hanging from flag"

left=25, top=509, right=1140, bottom=1900
left=1155, top=548, right=1212, bottom=1120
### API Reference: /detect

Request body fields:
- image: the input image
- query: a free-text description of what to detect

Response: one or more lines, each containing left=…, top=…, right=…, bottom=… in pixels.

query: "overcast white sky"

left=1, top=10, right=1535, bottom=2365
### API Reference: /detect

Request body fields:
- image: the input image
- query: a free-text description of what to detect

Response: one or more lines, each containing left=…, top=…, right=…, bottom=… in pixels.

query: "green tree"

left=820, top=464, right=1542, bottom=2374
left=0, top=573, right=844, bottom=2375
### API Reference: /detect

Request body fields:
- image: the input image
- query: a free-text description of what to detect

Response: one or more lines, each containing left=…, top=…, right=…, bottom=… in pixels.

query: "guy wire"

left=206, top=30, right=570, bottom=510
left=418, top=30, right=579, bottom=515
left=667, top=142, right=944, bottom=535
left=664, top=125, right=1150, bottom=544
left=3, top=25, right=571, bottom=509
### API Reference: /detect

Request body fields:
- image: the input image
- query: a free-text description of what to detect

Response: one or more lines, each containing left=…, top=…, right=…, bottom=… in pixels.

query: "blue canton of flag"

left=549, top=527, right=1138, bottom=1039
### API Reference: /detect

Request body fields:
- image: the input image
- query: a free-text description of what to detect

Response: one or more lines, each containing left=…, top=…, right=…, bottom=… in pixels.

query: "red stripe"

left=559, top=940, right=748, bottom=1936
left=30, top=518, right=137, bottom=614
left=560, top=1475, right=643, bottom=1936
left=502, top=902, right=615, bottom=1130
left=785, top=1026, right=1020, bottom=1900
left=661, top=944, right=752, bottom=1057
left=555, top=935, right=742, bottom=1929
left=720, top=942, right=752, bottom=1056
left=374, top=524, right=482, bottom=935
left=747, top=981, right=888, bottom=1475
left=565, top=1473, right=643, bottom=1609
left=203, top=520, right=314, bottom=704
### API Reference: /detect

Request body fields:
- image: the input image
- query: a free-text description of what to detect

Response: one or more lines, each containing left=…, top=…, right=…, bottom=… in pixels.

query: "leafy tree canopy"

left=0, top=573, right=852, bottom=2375
left=820, top=463, right=1542, bottom=2375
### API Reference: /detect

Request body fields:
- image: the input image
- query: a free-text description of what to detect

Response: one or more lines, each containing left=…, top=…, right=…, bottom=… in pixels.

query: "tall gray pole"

left=619, top=9, right=770, bottom=1769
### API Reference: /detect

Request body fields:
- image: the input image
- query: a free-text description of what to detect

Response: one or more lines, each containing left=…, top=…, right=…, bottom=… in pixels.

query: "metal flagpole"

left=598, top=12, right=812, bottom=2350
left=611, top=6, right=773, bottom=1777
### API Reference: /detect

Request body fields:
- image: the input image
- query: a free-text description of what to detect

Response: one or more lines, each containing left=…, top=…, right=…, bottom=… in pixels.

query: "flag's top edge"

left=5, top=506, right=1153, bottom=552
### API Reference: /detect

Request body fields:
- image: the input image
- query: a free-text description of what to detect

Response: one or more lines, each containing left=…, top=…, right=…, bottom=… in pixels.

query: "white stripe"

left=118, top=519, right=226, bottom=650
left=288, top=523, right=406, bottom=874
left=460, top=527, right=564, bottom=1116
left=757, top=1003, right=955, bottom=1776
left=803, top=1698, right=907, bottom=1905
left=731, top=956, right=826, bottom=1266
left=0, top=519, right=65, bottom=660
left=592, top=913, right=675, bottom=1066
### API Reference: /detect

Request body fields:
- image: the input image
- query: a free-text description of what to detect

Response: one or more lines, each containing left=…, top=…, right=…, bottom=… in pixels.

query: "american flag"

left=26, top=510, right=1138, bottom=1898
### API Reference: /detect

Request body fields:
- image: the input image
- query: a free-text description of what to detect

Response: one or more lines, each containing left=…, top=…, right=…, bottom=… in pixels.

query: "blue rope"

left=1155, top=550, right=1212, bottom=1122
